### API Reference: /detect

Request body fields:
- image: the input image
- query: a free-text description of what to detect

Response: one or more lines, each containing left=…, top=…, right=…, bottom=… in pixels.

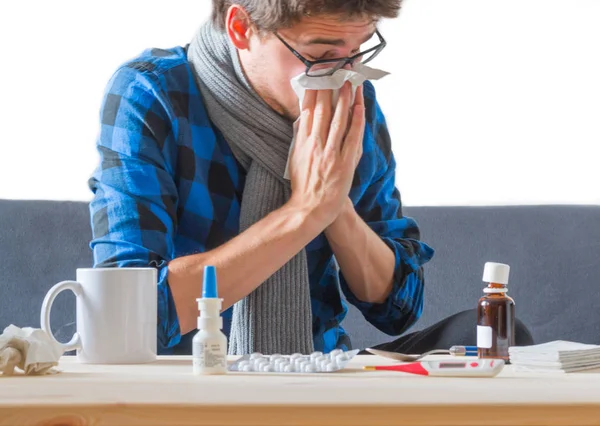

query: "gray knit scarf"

left=187, top=21, right=314, bottom=355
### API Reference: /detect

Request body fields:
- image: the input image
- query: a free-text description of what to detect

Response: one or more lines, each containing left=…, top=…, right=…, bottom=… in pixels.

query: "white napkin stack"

left=509, top=340, right=600, bottom=373
left=0, top=324, right=64, bottom=376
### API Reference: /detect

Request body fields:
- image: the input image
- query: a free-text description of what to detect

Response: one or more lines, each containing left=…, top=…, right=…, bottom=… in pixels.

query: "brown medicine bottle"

left=477, top=262, right=515, bottom=361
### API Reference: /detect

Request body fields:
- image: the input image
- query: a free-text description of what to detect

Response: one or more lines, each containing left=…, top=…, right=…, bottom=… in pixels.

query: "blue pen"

left=449, top=345, right=478, bottom=356
left=365, top=345, right=479, bottom=361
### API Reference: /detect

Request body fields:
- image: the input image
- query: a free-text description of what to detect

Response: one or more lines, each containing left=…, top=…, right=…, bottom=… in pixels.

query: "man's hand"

left=167, top=83, right=370, bottom=335
left=287, top=82, right=365, bottom=228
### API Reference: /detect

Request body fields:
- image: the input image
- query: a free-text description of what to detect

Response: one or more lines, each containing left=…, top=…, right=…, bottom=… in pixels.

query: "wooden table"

left=2, top=354, right=600, bottom=426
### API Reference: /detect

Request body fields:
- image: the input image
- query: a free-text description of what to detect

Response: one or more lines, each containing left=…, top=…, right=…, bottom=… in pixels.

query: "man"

left=88, top=0, right=532, bottom=355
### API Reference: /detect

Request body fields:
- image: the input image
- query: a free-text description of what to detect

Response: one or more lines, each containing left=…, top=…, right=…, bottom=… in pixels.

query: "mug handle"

left=40, top=280, right=83, bottom=352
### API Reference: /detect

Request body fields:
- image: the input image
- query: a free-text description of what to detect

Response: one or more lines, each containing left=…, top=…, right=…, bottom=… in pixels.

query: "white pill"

left=303, top=364, right=317, bottom=373
left=262, top=364, right=273, bottom=372
left=332, top=361, right=344, bottom=369
left=336, top=353, right=349, bottom=362
left=283, top=365, right=293, bottom=373
left=242, top=365, right=253, bottom=372
left=290, top=353, right=303, bottom=360
left=310, top=351, right=323, bottom=360
left=250, top=353, right=263, bottom=360
left=330, top=349, right=343, bottom=357
left=326, top=364, right=337, bottom=372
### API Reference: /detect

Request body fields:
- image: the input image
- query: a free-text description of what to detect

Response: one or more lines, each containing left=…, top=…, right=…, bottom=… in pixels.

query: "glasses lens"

left=355, top=47, right=381, bottom=65
left=361, top=32, right=381, bottom=52
left=355, top=32, right=384, bottom=65
left=305, top=33, right=384, bottom=76
left=307, top=61, right=346, bottom=77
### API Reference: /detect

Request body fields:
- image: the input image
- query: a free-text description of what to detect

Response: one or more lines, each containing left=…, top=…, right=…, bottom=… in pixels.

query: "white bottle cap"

left=482, top=262, right=510, bottom=285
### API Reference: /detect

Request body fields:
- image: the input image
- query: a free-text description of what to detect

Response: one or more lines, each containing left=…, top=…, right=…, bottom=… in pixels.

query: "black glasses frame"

left=274, top=30, right=387, bottom=77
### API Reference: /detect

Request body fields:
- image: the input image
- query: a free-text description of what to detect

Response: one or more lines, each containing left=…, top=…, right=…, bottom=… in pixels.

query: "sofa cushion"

left=0, top=200, right=93, bottom=344
left=346, top=205, right=600, bottom=350
left=2, top=200, right=599, bottom=352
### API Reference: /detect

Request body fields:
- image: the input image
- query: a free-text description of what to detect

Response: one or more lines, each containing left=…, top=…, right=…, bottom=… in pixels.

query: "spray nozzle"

left=202, top=265, right=218, bottom=298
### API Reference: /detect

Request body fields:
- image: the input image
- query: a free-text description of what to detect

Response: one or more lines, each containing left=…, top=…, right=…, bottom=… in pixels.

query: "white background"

left=0, top=0, right=598, bottom=206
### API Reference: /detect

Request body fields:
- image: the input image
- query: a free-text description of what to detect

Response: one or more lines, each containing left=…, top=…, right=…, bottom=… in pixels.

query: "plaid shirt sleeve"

left=339, top=81, right=435, bottom=337
left=88, top=65, right=182, bottom=351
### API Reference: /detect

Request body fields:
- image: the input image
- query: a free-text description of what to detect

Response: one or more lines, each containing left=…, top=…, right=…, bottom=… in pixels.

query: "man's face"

left=238, top=15, right=378, bottom=121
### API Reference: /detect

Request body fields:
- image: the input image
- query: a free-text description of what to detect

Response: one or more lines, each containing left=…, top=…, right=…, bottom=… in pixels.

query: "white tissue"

left=284, top=63, right=389, bottom=180
left=0, top=325, right=64, bottom=376
left=290, top=62, right=389, bottom=110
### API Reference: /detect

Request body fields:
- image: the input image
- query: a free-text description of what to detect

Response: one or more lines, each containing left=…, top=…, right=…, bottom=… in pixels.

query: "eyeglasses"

left=274, top=30, right=386, bottom=77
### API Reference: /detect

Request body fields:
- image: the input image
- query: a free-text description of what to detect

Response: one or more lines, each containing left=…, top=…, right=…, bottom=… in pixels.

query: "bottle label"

left=193, top=341, right=227, bottom=373
left=477, top=325, right=493, bottom=349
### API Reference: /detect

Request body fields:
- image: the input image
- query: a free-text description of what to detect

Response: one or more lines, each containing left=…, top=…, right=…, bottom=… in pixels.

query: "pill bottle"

left=476, top=262, right=515, bottom=361
left=192, top=266, right=228, bottom=375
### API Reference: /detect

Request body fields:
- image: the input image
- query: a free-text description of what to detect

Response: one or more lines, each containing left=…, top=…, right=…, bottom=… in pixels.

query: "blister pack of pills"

left=229, top=349, right=360, bottom=373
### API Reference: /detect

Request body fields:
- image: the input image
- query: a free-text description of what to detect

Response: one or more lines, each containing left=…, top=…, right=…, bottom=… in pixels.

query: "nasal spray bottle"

left=192, top=266, right=228, bottom=375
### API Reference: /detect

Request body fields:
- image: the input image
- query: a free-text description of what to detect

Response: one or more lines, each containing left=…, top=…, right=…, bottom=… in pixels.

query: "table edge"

left=2, top=402, right=600, bottom=426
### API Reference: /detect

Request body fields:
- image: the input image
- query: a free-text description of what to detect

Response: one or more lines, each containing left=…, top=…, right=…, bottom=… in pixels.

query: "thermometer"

left=363, top=358, right=505, bottom=377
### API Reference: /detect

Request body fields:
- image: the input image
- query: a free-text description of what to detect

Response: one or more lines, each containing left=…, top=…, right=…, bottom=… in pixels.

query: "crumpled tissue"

left=284, top=63, right=389, bottom=180
left=0, top=324, right=64, bottom=376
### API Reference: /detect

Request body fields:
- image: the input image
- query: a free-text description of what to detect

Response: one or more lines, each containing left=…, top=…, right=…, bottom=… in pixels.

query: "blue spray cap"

left=202, top=266, right=218, bottom=298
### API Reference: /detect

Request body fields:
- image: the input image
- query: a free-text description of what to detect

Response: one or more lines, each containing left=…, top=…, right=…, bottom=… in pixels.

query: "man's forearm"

left=324, top=198, right=396, bottom=304
left=168, top=201, right=323, bottom=335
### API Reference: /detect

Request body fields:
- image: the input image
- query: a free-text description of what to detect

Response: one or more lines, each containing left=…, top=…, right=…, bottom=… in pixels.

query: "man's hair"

left=212, top=0, right=402, bottom=32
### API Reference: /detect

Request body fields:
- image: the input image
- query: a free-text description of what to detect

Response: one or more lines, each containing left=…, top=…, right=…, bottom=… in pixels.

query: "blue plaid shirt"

left=88, top=46, right=434, bottom=355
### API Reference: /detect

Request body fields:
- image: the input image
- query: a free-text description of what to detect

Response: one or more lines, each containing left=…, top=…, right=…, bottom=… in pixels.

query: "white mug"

left=40, top=267, right=157, bottom=364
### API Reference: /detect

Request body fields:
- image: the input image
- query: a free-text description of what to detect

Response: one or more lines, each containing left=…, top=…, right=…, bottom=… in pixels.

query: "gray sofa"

left=2, top=199, right=599, bottom=353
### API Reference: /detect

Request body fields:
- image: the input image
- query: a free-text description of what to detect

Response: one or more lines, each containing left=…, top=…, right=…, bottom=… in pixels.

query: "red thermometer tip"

left=363, top=363, right=430, bottom=375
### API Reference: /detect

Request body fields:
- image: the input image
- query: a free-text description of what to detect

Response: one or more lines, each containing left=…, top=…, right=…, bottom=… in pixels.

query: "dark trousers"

left=362, top=309, right=534, bottom=354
